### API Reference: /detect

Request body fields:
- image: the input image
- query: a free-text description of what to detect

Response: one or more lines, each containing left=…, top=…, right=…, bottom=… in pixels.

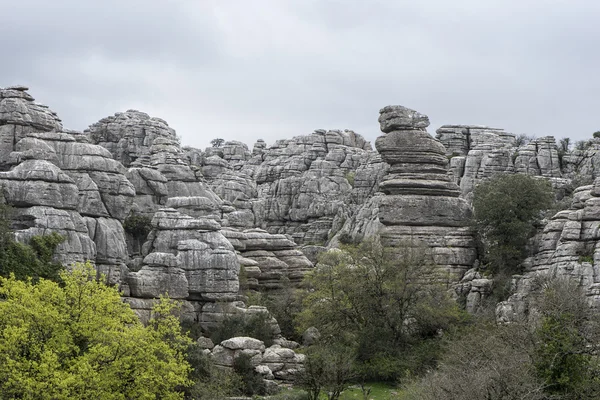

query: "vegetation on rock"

left=297, top=239, right=464, bottom=384
left=403, top=278, right=600, bottom=400
left=0, top=262, right=192, bottom=398
left=210, top=138, right=225, bottom=148
left=0, top=202, right=64, bottom=282
left=473, top=174, right=553, bottom=277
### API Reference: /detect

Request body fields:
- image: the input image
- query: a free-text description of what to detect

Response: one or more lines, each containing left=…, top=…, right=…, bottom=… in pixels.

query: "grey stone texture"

left=375, top=106, right=477, bottom=279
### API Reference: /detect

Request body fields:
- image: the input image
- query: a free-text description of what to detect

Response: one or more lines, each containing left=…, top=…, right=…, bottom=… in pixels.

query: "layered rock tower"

left=375, top=106, right=477, bottom=279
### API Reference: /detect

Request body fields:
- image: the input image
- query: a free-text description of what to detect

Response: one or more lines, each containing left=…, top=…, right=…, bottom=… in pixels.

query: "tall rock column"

left=375, top=106, right=476, bottom=280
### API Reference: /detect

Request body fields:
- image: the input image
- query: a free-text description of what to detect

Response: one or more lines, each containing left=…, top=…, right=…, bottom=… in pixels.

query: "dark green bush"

left=233, top=352, right=266, bottom=396
left=0, top=232, right=64, bottom=282
left=123, top=213, right=152, bottom=238
left=210, top=312, right=274, bottom=347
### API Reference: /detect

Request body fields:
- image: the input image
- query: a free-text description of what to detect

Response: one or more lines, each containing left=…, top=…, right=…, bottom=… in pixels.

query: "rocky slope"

left=7, top=84, right=600, bottom=336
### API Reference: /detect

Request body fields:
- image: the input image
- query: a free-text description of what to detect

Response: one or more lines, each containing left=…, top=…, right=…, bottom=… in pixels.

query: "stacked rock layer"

left=375, top=106, right=477, bottom=279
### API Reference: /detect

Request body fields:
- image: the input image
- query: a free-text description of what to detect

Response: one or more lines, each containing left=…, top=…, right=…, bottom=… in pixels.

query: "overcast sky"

left=1, top=0, right=599, bottom=150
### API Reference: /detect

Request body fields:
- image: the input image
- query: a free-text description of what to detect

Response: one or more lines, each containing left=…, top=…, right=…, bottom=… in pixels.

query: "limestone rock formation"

left=497, top=179, right=600, bottom=322
left=128, top=208, right=239, bottom=301
left=238, top=129, right=380, bottom=245
left=436, top=125, right=567, bottom=200
left=375, top=106, right=477, bottom=279
left=209, top=336, right=305, bottom=388
left=0, top=86, right=62, bottom=169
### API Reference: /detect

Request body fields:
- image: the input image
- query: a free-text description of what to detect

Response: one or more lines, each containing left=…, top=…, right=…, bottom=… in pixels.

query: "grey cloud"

left=1, top=0, right=599, bottom=149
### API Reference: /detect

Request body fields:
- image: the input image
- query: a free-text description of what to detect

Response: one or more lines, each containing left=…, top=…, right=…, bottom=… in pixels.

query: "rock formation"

left=497, top=179, right=600, bottom=322
left=0, top=85, right=62, bottom=169
left=375, top=106, right=477, bottom=279
left=12, top=84, right=600, bottom=343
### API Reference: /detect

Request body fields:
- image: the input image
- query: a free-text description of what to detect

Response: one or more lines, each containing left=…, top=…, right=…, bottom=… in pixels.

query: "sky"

left=1, top=0, right=599, bottom=150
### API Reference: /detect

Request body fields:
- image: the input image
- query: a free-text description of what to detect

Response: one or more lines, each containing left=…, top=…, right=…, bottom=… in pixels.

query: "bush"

left=0, top=263, right=192, bottom=398
left=248, top=277, right=304, bottom=342
left=404, top=278, right=600, bottom=400
left=473, top=174, right=553, bottom=277
left=185, top=343, right=242, bottom=399
left=210, top=312, right=275, bottom=347
left=123, top=212, right=152, bottom=238
left=297, top=239, right=464, bottom=382
left=210, top=138, right=225, bottom=148
left=233, top=352, right=266, bottom=396
left=297, top=344, right=356, bottom=400
left=345, top=172, right=355, bottom=188
left=0, top=232, right=64, bottom=282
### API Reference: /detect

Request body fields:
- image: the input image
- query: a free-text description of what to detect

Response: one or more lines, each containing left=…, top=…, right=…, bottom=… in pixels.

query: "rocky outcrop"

left=0, top=86, right=62, bottom=169
left=436, top=125, right=568, bottom=200
left=7, top=130, right=135, bottom=284
left=238, top=130, right=378, bottom=245
left=128, top=208, right=239, bottom=301
left=209, top=335, right=305, bottom=388
left=497, top=179, right=600, bottom=322
left=375, top=106, right=477, bottom=279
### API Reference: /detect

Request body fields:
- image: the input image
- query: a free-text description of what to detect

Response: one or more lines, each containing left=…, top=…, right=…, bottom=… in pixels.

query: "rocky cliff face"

left=9, top=84, right=600, bottom=333
left=497, top=179, right=600, bottom=322
left=436, top=125, right=568, bottom=200
left=375, top=106, right=477, bottom=280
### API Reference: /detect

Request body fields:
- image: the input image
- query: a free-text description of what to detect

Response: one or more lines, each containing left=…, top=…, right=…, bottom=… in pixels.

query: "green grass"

left=260, top=382, right=405, bottom=400
left=339, top=382, right=403, bottom=399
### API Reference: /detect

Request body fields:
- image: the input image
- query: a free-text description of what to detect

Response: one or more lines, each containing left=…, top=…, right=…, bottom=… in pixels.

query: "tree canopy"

left=473, top=173, right=553, bottom=276
left=0, top=202, right=65, bottom=282
left=0, top=263, right=191, bottom=399
left=297, top=239, right=463, bottom=382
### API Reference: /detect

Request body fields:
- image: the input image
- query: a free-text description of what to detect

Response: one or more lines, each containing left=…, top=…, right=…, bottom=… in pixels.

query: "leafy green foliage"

left=0, top=263, right=192, bottom=398
left=123, top=212, right=152, bottom=238
left=344, top=172, right=355, bottom=188
left=297, top=344, right=356, bottom=400
left=210, top=312, right=275, bottom=347
left=233, top=352, right=266, bottom=396
left=532, top=279, right=600, bottom=397
left=593, top=131, right=600, bottom=139
left=297, top=239, right=463, bottom=382
left=473, top=174, right=553, bottom=277
left=210, top=138, right=225, bottom=148
left=404, top=278, right=600, bottom=400
left=0, top=201, right=65, bottom=282
left=247, top=277, right=304, bottom=342
left=185, top=344, right=242, bottom=399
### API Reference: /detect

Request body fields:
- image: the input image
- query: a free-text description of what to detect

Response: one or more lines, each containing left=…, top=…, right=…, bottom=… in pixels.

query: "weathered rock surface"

left=376, top=106, right=477, bottom=279
left=128, top=208, right=239, bottom=301
left=0, top=86, right=62, bottom=169
left=497, top=178, right=600, bottom=322
left=209, top=336, right=305, bottom=385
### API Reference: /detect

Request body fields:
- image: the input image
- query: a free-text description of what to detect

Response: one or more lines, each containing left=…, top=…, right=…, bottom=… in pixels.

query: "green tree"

left=404, top=278, right=600, bottom=400
left=533, top=279, right=600, bottom=398
left=473, top=174, right=553, bottom=278
left=185, top=345, right=241, bottom=399
left=0, top=200, right=65, bottom=282
left=210, top=138, right=225, bottom=148
left=0, top=262, right=191, bottom=399
left=297, top=239, right=463, bottom=381
left=297, top=343, right=356, bottom=400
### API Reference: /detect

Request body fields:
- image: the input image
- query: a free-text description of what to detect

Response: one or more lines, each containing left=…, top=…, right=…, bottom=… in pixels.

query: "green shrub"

left=345, top=172, right=356, bottom=188
left=210, top=312, right=275, bottom=347
left=0, top=232, right=64, bottom=282
left=233, top=352, right=266, bottom=396
left=123, top=213, right=152, bottom=238
left=473, top=174, right=553, bottom=277
left=185, top=343, right=241, bottom=399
